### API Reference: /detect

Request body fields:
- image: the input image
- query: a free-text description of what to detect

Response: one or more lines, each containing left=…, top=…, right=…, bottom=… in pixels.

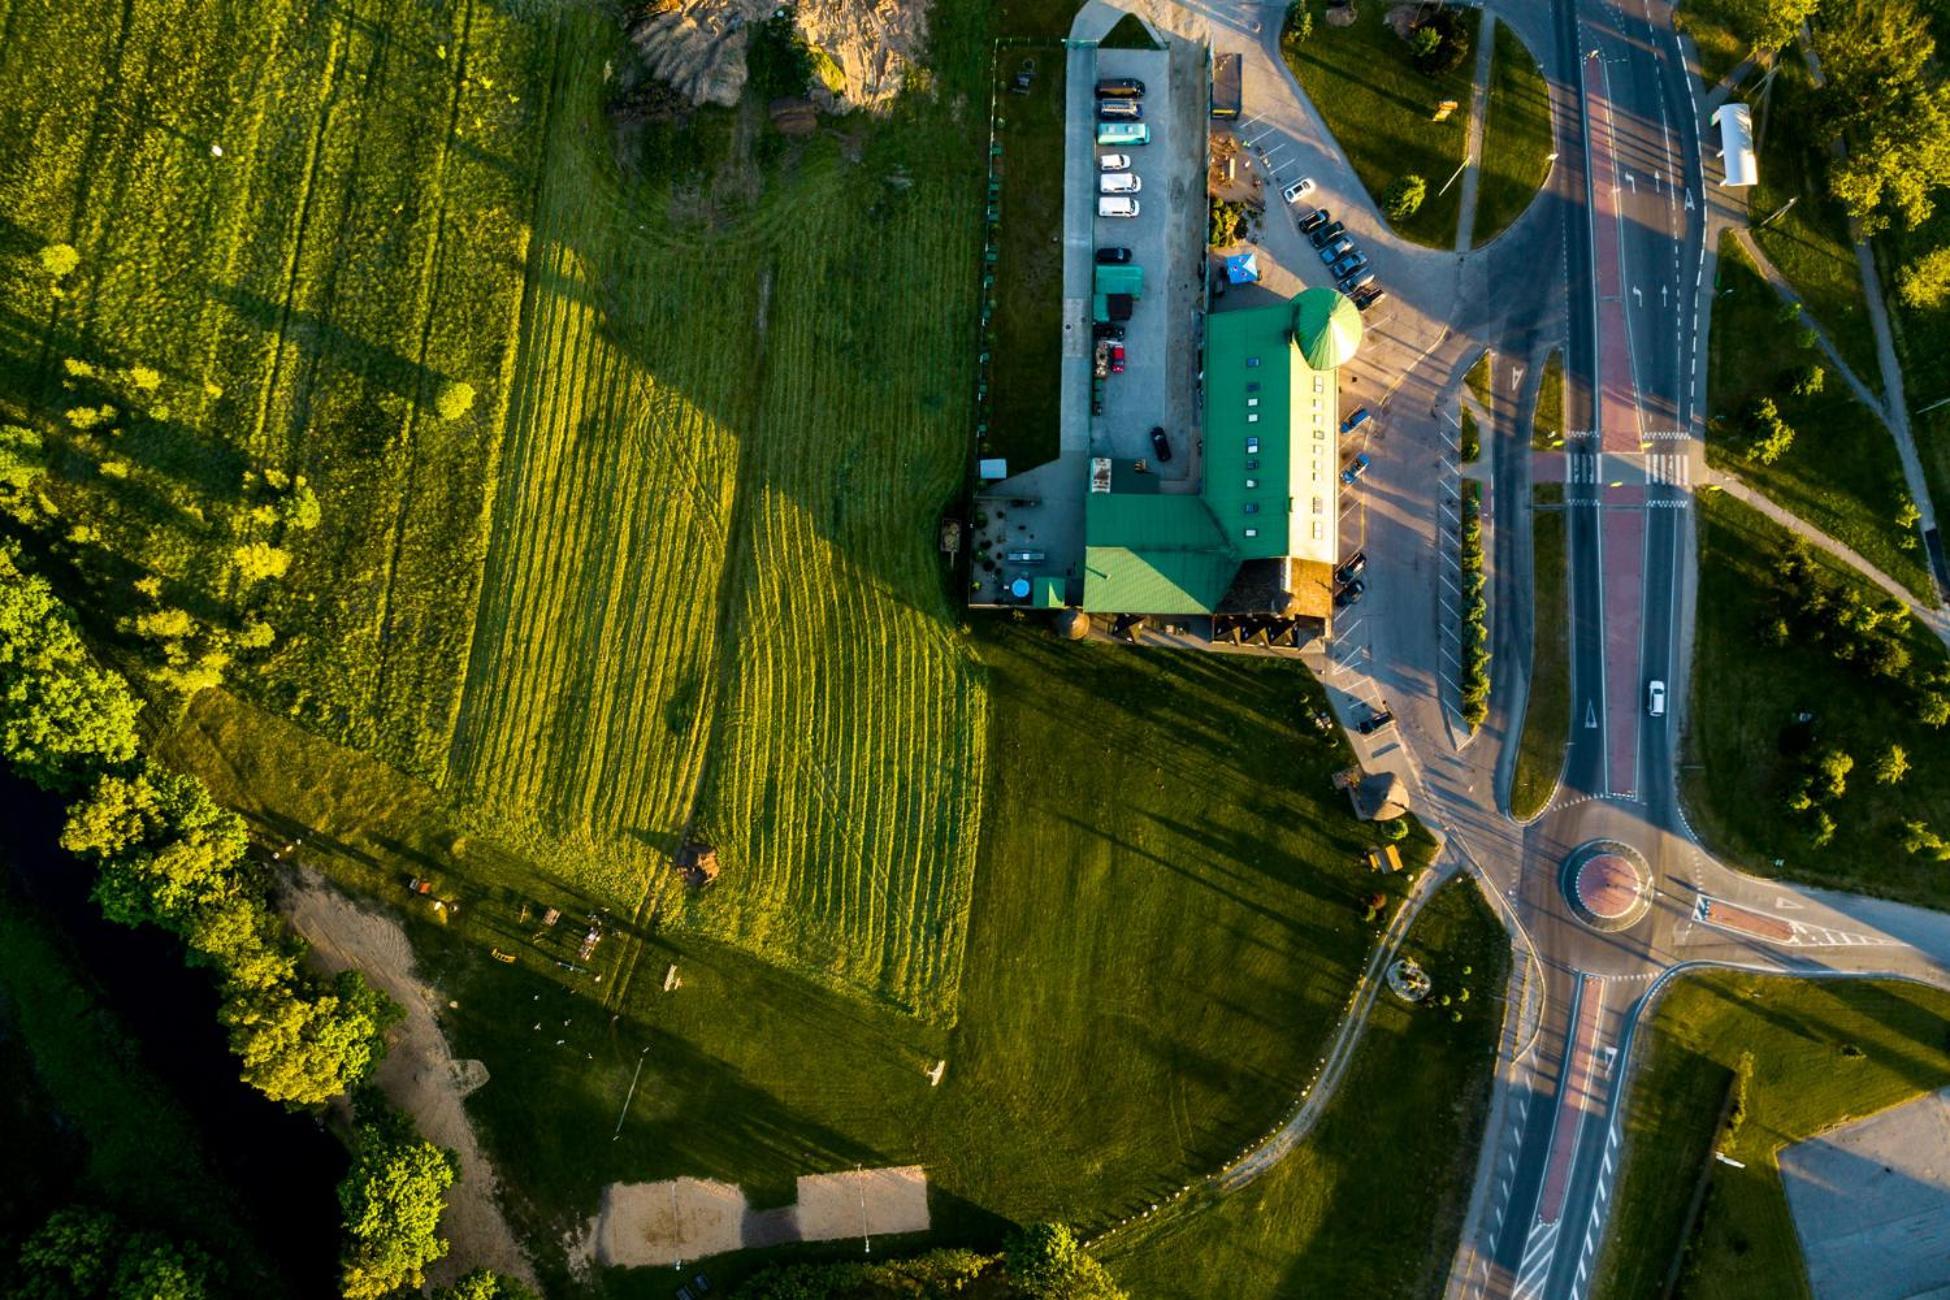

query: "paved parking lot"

left=1088, top=43, right=1201, bottom=483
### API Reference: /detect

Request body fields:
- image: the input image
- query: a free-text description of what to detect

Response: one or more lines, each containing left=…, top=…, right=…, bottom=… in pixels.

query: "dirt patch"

left=1384, top=5, right=1418, bottom=38
left=573, top=1166, right=929, bottom=1269
left=282, top=872, right=538, bottom=1290
left=626, top=0, right=931, bottom=112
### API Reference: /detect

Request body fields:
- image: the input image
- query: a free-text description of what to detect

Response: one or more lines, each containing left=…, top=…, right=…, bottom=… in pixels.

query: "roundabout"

left=1558, top=840, right=1653, bottom=933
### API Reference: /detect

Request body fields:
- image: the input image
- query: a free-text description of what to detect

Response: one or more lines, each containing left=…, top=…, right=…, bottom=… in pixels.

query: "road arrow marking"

left=1632, top=286, right=1642, bottom=306
left=1662, top=284, right=1669, bottom=308
left=1625, top=171, right=1635, bottom=191
left=1775, top=897, right=1805, bottom=910
left=1585, top=701, right=1599, bottom=729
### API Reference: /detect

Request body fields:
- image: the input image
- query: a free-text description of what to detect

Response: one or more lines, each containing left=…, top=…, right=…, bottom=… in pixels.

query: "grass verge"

left=1684, top=490, right=1950, bottom=908
left=1674, top=0, right=1759, bottom=90
left=1472, top=20, right=1552, bottom=245
left=1101, top=876, right=1512, bottom=1299
left=1532, top=349, right=1564, bottom=449
left=1594, top=972, right=1950, bottom=1300
left=168, top=618, right=1414, bottom=1295
left=1282, top=3, right=1472, bottom=248
left=1460, top=407, right=1481, bottom=463
left=1707, top=233, right=1931, bottom=600
left=988, top=43, right=1068, bottom=471
left=1510, top=483, right=1568, bottom=819
left=1748, top=61, right=1880, bottom=389
left=1459, top=480, right=1490, bottom=730
left=1465, top=349, right=1493, bottom=412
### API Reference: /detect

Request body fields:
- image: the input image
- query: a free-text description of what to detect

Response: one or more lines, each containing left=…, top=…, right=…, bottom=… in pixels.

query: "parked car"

left=1282, top=177, right=1317, bottom=204
left=1319, top=236, right=1355, bottom=264
left=1335, top=578, right=1366, bottom=608
left=1096, top=246, right=1133, bottom=264
left=1357, top=709, right=1395, bottom=735
left=1329, top=252, right=1366, bottom=279
left=1341, top=407, right=1372, bottom=434
left=1336, top=551, right=1367, bottom=585
left=1341, top=270, right=1377, bottom=295
left=1099, top=152, right=1131, bottom=171
left=1354, top=287, right=1388, bottom=312
left=1340, top=452, right=1372, bottom=485
left=1093, top=322, right=1127, bottom=340
left=1149, top=425, right=1172, bottom=462
left=1648, top=680, right=1667, bottom=717
left=1098, top=98, right=1142, bottom=120
left=1097, top=77, right=1146, bottom=97
left=1309, top=219, right=1346, bottom=249
left=1110, top=344, right=1126, bottom=374
left=1100, top=171, right=1141, bottom=194
left=1299, top=208, right=1331, bottom=234
left=1098, top=196, right=1140, bottom=218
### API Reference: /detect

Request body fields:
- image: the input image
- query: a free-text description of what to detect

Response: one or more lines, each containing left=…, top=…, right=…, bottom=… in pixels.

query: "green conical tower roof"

left=1292, top=287, right=1363, bottom=370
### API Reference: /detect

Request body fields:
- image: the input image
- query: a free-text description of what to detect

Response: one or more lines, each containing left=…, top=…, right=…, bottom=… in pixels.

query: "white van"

left=1097, top=195, right=1140, bottom=218
left=1100, top=171, right=1141, bottom=195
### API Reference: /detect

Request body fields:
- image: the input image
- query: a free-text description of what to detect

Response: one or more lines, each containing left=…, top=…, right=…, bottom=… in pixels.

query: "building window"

left=1247, top=398, right=1259, bottom=407
left=1247, top=381, right=1261, bottom=393
left=1245, top=478, right=1257, bottom=489
left=1312, top=497, right=1323, bottom=515
left=1245, top=457, right=1260, bottom=470
left=1246, top=356, right=1261, bottom=368
left=1244, top=503, right=1260, bottom=515
left=1314, top=375, right=1326, bottom=393
left=1246, top=437, right=1259, bottom=453
left=1311, top=521, right=1324, bottom=541
left=1247, top=413, right=1259, bottom=423
left=1245, top=527, right=1260, bottom=538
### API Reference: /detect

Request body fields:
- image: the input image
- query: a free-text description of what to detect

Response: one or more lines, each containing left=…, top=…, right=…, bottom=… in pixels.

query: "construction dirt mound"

left=627, top=0, right=932, bottom=112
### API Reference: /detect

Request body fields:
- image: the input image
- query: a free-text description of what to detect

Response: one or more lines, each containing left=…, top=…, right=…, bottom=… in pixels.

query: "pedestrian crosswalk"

left=1562, top=453, right=1692, bottom=487
left=1645, top=452, right=1690, bottom=487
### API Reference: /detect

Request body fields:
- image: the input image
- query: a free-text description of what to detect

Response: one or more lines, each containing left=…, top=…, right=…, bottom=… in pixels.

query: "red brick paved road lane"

left=1602, top=486, right=1646, bottom=798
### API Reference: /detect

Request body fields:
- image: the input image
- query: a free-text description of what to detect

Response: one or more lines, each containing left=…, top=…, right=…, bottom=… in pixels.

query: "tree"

left=1003, top=1223, right=1126, bottom=1300
left=1410, top=25, right=1441, bottom=59
left=1922, top=689, right=1950, bottom=727
left=1728, top=1049, right=1755, bottom=1136
left=1876, top=744, right=1910, bottom=785
left=338, top=1104, right=459, bottom=1300
left=1384, top=174, right=1428, bottom=221
left=1810, top=807, right=1838, bottom=847
left=11, top=1206, right=212, bottom=1300
left=227, top=972, right=392, bottom=1107
left=231, top=540, right=291, bottom=585
left=1744, top=396, right=1796, bottom=464
left=277, top=479, right=321, bottom=530
left=39, top=242, right=80, bottom=278
left=435, top=1271, right=542, bottom=1300
left=1899, top=245, right=1950, bottom=308
left=1819, top=0, right=1950, bottom=232
left=1815, top=746, right=1854, bottom=799
left=1898, top=499, right=1924, bottom=530
left=1789, top=363, right=1825, bottom=396
left=0, top=545, right=142, bottom=789
left=60, top=761, right=251, bottom=933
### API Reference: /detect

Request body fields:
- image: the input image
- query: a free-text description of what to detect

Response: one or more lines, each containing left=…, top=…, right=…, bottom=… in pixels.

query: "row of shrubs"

left=1459, top=483, right=1491, bottom=729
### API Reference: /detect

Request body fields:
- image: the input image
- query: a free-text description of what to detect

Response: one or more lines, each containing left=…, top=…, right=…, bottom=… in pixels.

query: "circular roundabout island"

left=1559, top=840, right=1653, bottom=932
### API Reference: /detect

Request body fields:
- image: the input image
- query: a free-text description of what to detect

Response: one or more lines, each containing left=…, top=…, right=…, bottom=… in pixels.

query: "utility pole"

left=1757, top=195, right=1797, bottom=229
left=1437, top=152, right=1474, bottom=198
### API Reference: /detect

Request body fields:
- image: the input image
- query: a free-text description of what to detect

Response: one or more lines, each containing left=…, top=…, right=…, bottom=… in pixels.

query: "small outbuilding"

left=1348, top=771, right=1410, bottom=822
left=1712, top=103, right=1757, bottom=187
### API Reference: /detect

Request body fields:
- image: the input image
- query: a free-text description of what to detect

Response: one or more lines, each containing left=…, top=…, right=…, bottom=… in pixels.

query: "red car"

left=1110, top=344, right=1126, bottom=374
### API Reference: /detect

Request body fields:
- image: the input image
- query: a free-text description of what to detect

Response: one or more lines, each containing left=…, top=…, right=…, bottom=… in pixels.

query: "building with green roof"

left=1081, top=287, right=1362, bottom=617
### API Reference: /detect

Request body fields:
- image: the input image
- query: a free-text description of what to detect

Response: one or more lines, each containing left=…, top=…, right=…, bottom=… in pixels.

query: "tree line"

left=0, top=543, right=524, bottom=1298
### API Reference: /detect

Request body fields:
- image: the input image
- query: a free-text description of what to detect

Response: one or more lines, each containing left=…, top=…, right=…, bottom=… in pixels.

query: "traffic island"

left=1559, top=839, right=1653, bottom=932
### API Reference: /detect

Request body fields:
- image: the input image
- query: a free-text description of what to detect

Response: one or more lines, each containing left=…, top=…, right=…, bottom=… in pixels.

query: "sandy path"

left=283, top=871, right=539, bottom=1290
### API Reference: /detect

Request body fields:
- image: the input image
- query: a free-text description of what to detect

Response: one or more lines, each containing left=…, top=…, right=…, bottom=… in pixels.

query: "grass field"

left=1102, top=877, right=1511, bottom=1298
left=167, top=621, right=1414, bottom=1295
left=1532, top=349, right=1564, bottom=449
left=1595, top=973, right=1950, bottom=1300
left=1465, top=349, right=1493, bottom=412
left=0, top=874, right=274, bottom=1287
left=1283, top=4, right=1473, bottom=248
left=1706, top=234, right=1931, bottom=600
left=1684, top=491, right=1950, bottom=908
left=987, top=44, right=1067, bottom=472
left=1, top=0, right=994, bottom=1017
left=1674, top=0, right=1762, bottom=90
left=1472, top=20, right=1552, bottom=246
left=1510, top=484, right=1567, bottom=820
left=1747, top=63, right=1880, bottom=390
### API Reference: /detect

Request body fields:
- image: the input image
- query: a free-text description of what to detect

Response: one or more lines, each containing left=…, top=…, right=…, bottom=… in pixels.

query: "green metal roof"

left=1081, top=494, right=1238, bottom=613
left=1293, top=287, right=1363, bottom=370
left=1031, top=576, right=1067, bottom=608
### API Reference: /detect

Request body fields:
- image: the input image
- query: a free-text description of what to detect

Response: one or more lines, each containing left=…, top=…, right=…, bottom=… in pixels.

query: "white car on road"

left=1282, top=177, right=1316, bottom=204
left=1647, top=680, right=1667, bottom=717
left=1100, top=153, right=1131, bottom=171
left=1100, top=171, right=1141, bottom=194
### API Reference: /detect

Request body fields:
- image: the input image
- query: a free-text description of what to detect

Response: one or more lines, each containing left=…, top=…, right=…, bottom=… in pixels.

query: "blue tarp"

left=1225, top=252, right=1260, bottom=284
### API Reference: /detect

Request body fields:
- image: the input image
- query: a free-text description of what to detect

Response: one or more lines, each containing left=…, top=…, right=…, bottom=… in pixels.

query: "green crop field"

left=1, top=0, right=991, bottom=1018
left=166, top=621, right=1419, bottom=1295
left=1595, top=973, right=1950, bottom=1300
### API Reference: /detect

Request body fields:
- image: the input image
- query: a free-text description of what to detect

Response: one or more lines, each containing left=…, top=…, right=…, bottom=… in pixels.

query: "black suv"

left=1299, top=208, right=1330, bottom=234
left=1309, top=219, right=1345, bottom=249
left=1095, top=246, right=1133, bottom=265
left=1149, top=426, right=1173, bottom=463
